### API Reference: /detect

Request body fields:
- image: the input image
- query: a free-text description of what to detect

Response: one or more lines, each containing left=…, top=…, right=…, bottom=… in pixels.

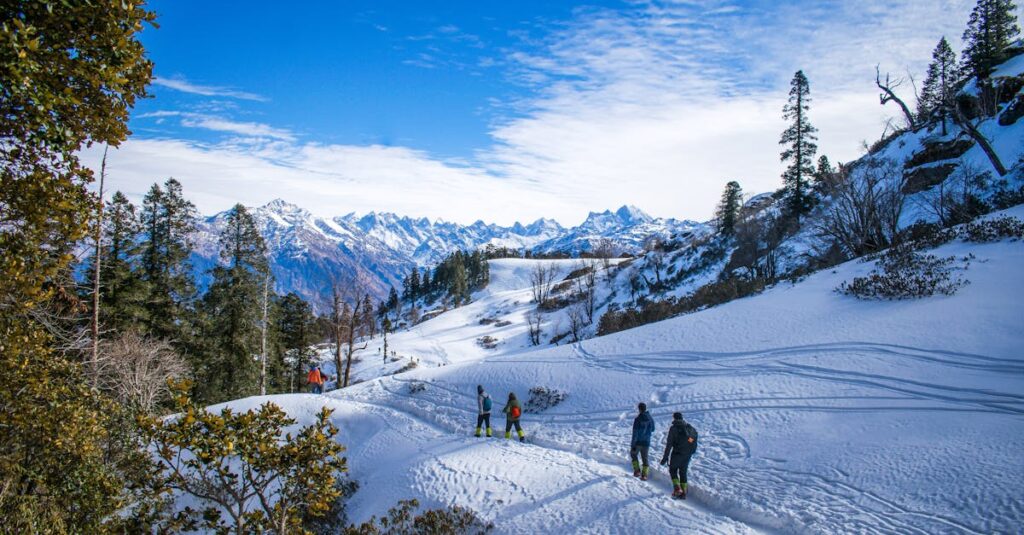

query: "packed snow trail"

left=245, top=211, right=1023, bottom=533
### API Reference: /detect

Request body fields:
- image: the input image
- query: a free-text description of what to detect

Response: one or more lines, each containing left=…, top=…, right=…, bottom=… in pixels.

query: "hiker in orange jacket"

left=307, top=366, right=325, bottom=394
left=501, top=392, right=525, bottom=442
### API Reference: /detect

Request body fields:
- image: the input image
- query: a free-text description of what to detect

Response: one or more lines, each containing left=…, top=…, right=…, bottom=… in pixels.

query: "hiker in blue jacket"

left=630, top=402, right=655, bottom=480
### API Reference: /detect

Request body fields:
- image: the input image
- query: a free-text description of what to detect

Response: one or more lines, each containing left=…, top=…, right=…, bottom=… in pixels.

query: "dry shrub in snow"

left=525, top=387, right=567, bottom=413
left=839, top=246, right=969, bottom=299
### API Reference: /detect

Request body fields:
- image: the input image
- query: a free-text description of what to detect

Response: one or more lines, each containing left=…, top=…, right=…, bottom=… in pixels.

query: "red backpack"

left=511, top=405, right=521, bottom=419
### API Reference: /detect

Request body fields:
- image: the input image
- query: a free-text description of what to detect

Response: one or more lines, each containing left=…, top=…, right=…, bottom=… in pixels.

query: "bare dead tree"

left=98, top=331, right=189, bottom=412
left=817, top=158, right=906, bottom=256
left=916, top=159, right=991, bottom=226
left=952, top=104, right=1008, bottom=176
left=643, top=236, right=666, bottom=286
left=566, top=302, right=586, bottom=343
left=258, top=271, right=270, bottom=396
left=526, top=310, right=543, bottom=346
left=330, top=276, right=371, bottom=388
left=593, top=238, right=617, bottom=280
left=529, top=262, right=558, bottom=304
left=90, top=145, right=108, bottom=387
left=572, top=260, right=598, bottom=324
left=876, top=66, right=917, bottom=130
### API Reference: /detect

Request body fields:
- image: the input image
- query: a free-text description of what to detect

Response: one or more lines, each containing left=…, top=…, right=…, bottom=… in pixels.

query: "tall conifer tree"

left=919, top=37, right=962, bottom=135
left=715, top=181, right=743, bottom=236
left=201, top=204, right=270, bottom=402
left=962, top=0, right=1020, bottom=79
left=779, top=70, right=818, bottom=220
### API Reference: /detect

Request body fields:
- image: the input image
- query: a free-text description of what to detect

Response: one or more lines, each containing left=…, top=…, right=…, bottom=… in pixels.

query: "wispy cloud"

left=102, top=0, right=998, bottom=225
left=137, top=111, right=295, bottom=142
left=153, top=76, right=268, bottom=102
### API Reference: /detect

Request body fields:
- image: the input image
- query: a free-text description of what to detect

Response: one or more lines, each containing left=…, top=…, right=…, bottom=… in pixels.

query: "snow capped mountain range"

left=191, top=200, right=706, bottom=304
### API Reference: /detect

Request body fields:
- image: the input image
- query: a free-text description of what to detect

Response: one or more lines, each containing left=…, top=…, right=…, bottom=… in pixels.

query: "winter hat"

left=509, top=392, right=517, bottom=400
left=638, top=402, right=647, bottom=412
left=477, top=385, right=483, bottom=394
left=672, top=412, right=683, bottom=420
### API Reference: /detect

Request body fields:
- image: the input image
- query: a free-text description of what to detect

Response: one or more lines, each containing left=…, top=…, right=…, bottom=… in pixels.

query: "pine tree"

left=140, top=178, right=198, bottom=341
left=387, top=286, right=400, bottom=312
left=962, top=0, right=1020, bottom=79
left=278, top=292, right=317, bottom=392
left=87, top=191, right=150, bottom=332
left=201, top=204, right=270, bottom=402
left=450, top=260, right=469, bottom=306
left=813, top=155, right=836, bottom=195
left=408, top=268, right=421, bottom=302
left=421, top=268, right=432, bottom=295
left=714, top=181, right=743, bottom=236
left=919, top=37, right=962, bottom=135
left=779, top=70, right=818, bottom=220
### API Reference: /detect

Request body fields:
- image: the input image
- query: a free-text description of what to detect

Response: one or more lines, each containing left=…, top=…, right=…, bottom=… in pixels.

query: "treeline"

left=86, top=179, right=321, bottom=404
left=401, top=249, right=490, bottom=307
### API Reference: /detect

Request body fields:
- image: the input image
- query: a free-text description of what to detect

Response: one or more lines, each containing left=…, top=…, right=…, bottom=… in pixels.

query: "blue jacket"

left=631, top=411, right=655, bottom=447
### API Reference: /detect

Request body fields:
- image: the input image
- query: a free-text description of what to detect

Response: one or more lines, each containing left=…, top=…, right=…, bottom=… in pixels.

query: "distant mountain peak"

left=615, top=205, right=653, bottom=223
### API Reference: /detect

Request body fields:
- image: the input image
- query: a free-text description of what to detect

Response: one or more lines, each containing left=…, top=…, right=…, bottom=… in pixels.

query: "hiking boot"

left=633, top=469, right=641, bottom=477
left=672, top=485, right=683, bottom=498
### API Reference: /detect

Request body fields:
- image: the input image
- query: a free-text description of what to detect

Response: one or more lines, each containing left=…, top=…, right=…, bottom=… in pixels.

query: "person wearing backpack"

left=307, top=366, right=324, bottom=394
left=630, top=402, right=655, bottom=480
left=501, top=392, right=525, bottom=442
left=475, top=385, right=493, bottom=437
left=660, top=412, right=698, bottom=499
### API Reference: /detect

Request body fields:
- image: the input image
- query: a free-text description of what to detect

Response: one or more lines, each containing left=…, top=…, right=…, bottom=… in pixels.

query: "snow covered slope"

left=223, top=206, right=1024, bottom=534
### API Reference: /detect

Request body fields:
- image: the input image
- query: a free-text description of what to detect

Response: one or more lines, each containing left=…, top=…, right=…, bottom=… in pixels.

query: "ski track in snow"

left=269, top=225, right=1024, bottom=534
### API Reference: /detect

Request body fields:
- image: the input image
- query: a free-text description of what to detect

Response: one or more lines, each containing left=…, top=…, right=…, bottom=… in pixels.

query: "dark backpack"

left=683, top=423, right=698, bottom=453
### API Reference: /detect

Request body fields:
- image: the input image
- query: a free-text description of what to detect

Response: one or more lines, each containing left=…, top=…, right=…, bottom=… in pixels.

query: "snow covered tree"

left=140, top=178, right=198, bottom=341
left=961, top=0, right=1020, bottom=79
left=779, top=70, right=818, bottom=221
left=200, top=204, right=270, bottom=402
left=715, top=181, right=743, bottom=236
left=919, top=37, right=962, bottom=135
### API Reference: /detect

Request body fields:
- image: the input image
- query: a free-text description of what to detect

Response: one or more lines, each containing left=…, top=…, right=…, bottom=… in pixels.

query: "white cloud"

left=99, top=0, right=1006, bottom=226
left=153, top=76, right=268, bottom=102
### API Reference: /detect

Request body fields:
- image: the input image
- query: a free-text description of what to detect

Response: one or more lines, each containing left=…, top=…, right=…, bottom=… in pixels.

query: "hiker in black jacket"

left=660, top=412, right=698, bottom=499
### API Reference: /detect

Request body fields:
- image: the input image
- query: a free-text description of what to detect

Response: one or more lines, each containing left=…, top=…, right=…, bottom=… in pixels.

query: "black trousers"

left=504, top=419, right=522, bottom=434
left=476, top=413, right=491, bottom=429
left=630, top=445, right=650, bottom=467
left=669, top=453, right=692, bottom=484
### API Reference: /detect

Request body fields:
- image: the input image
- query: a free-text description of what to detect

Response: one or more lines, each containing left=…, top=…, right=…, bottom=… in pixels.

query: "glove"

left=659, top=457, right=668, bottom=466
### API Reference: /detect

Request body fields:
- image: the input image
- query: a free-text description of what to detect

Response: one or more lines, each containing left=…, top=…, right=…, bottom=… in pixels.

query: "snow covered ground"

left=228, top=206, right=1023, bottom=534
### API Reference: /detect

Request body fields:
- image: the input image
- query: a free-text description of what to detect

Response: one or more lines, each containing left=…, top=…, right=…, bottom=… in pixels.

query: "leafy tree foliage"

left=0, top=0, right=157, bottom=528
left=141, top=383, right=347, bottom=534
left=779, top=70, right=818, bottom=220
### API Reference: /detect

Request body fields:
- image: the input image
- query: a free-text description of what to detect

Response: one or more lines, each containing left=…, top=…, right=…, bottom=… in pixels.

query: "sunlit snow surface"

left=214, top=206, right=1024, bottom=534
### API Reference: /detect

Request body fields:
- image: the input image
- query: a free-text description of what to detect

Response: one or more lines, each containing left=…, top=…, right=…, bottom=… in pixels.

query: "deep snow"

left=216, top=205, right=1024, bottom=534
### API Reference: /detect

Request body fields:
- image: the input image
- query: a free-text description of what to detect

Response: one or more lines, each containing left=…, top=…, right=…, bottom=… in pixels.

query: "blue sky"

left=88, top=0, right=1009, bottom=225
